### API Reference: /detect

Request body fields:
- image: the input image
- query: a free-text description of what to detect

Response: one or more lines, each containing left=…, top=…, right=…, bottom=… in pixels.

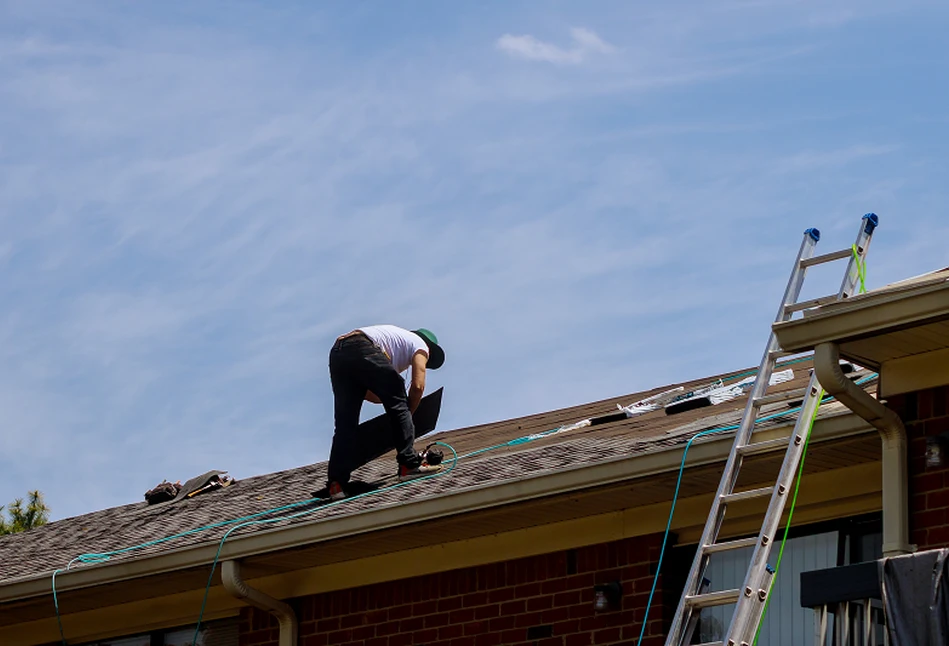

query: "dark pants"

left=327, top=335, right=419, bottom=484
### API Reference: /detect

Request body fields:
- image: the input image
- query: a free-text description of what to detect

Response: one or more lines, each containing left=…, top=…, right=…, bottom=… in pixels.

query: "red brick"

left=927, top=489, right=949, bottom=510
left=316, top=617, right=339, bottom=633
left=474, top=604, right=500, bottom=620
left=919, top=525, right=949, bottom=549
left=926, top=417, right=949, bottom=435
left=563, top=573, right=596, bottom=590
left=387, top=634, right=413, bottom=646
left=398, top=616, right=424, bottom=633
left=412, top=600, right=438, bottom=616
left=934, top=387, right=948, bottom=417
left=919, top=390, right=934, bottom=419
left=527, top=595, right=554, bottom=611
left=438, top=596, right=464, bottom=612
left=566, top=634, right=592, bottom=646
left=340, top=614, right=365, bottom=629
left=500, top=629, right=526, bottom=644
left=438, top=624, right=465, bottom=640
left=487, top=587, right=516, bottom=603
left=569, top=604, right=593, bottom=619
left=622, top=563, right=650, bottom=580
left=915, top=472, right=945, bottom=493
left=925, top=524, right=949, bottom=548
left=541, top=607, right=572, bottom=624
left=352, top=625, right=375, bottom=640
left=514, top=582, right=542, bottom=598
left=542, top=578, right=569, bottom=595
left=326, top=629, right=353, bottom=644
left=376, top=621, right=400, bottom=637
left=593, top=627, right=622, bottom=643
left=513, top=611, right=546, bottom=628
left=489, top=615, right=516, bottom=631
left=917, top=509, right=947, bottom=529
left=554, top=591, right=582, bottom=607
left=553, top=619, right=581, bottom=635
left=500, top=600, right=525, bottom=616
left=449, top=608, right=476, bottom=624
left=464, top=620, right=488, bottom=635
left=474, top=632, right=504, bottom=646
left=424, top=613, right=451, bottom=629
left=413, top=628, right=439, bottom=643
left=463, top=592, right=488, bottom=608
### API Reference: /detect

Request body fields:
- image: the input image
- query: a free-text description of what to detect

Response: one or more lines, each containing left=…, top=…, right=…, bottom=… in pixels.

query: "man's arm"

left=407, top=351, right=427, bottom=413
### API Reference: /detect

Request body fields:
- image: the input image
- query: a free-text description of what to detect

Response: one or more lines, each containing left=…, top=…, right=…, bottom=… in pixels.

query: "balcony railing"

left=801, top=561, right=887, bottom=646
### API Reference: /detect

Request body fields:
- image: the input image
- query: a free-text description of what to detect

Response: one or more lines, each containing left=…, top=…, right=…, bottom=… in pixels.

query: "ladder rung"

left=799, top=248, right=852, bottom=268
left=693, top=642, right=724, bottom=646
left=686, top=588, right=741, bottom=609
left=752, top=387, right=807, bottom=407
left=785, top=294, right=840, bottom=313
left=769, top=349, right=796, bottom=360
left=721, top=486, right=774, bottom=504
left=738, top=437, right=793, bottom=456
left=704, top=536, right=759, bottom=554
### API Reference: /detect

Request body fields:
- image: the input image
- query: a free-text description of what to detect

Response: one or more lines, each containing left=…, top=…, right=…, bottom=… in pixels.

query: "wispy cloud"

left=496, top=27, right=616, bottom=64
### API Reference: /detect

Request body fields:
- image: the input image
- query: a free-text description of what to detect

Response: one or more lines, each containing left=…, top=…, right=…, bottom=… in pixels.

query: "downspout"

left=222, top=560, right=298, bottom=646
left=814, top=342, right=913, bottom=556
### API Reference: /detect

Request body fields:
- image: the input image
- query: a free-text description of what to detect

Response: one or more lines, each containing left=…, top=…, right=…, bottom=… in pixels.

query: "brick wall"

left=239, top=534, right=667, bottom=646
left=886, top=384, right=949, bottom=550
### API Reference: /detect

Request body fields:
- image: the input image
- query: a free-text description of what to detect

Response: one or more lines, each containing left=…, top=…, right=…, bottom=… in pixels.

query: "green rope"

left=852, top=244, right=867, bottom=294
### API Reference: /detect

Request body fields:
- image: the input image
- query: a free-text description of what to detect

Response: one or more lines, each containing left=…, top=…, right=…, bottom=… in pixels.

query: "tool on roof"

left=665, top=214, right=879, bottom=646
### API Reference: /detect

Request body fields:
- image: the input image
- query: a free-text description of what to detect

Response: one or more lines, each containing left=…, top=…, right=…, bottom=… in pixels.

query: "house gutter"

left=222, top=560, right=297, bottom=646
left=814, top=342, right=913, bottom=556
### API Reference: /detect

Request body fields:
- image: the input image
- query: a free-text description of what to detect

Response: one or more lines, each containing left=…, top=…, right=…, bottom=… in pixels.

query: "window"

left=665, top=513, right=884, bottom=646
left=79, top=618, right=238, bottom=646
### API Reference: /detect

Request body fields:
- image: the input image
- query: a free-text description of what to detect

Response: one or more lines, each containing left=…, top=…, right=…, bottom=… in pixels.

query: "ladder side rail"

left=724, top=375, right=824, bottom=643
left=663, top=229, right=821, bottom=646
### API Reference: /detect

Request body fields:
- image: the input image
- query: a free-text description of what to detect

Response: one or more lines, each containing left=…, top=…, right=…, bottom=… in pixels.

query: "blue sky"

left=2, top=1, right=947, bottom=521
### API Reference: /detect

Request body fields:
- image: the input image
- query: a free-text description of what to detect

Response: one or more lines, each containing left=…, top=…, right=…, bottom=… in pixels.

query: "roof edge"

left=0, top=412, right=872, bottom=604
left=772, top=280, right=949, bottom=357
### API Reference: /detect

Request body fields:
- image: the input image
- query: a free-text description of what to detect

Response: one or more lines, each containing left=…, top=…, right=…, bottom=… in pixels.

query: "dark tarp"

left=880, top=548, right=949, bottom=645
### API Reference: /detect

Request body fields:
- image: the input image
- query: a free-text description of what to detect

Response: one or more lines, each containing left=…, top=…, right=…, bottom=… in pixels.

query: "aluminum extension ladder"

left=665, top=214, right=879, bottom=646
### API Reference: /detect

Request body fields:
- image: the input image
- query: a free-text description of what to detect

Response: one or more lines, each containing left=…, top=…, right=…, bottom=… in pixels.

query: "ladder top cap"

left=863, top=213, right=879, bottom=234
left=804, top=227, right=820, bottom=242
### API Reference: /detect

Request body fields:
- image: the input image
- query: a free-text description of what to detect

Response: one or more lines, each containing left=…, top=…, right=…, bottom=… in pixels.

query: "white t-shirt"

left=358, top=325, right=428, bottom=373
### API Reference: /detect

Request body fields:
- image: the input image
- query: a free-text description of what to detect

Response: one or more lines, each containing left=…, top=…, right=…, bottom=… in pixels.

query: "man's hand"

left=407, top=351, right=427, bottom=413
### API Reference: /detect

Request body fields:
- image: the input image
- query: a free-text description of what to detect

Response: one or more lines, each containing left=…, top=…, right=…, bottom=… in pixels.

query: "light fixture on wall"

left=593, top=581, right=623, bottom=612
left=926, top=433, right=949, bottom=468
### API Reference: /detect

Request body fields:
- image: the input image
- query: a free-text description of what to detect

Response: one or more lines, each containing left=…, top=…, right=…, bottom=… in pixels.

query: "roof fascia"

left=772, top=281, right=949, bottom=358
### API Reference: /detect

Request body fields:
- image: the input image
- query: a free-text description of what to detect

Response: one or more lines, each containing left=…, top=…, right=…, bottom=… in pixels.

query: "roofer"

left=325, top=325, right=445, bottom=500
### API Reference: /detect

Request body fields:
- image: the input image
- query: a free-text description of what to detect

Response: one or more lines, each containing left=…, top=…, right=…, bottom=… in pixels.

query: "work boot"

left=327, top=481, right=346, bottom=501
left=398, top=462, right=442, bottom=482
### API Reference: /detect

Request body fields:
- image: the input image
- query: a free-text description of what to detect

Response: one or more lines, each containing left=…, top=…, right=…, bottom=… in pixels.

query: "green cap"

left=412, top=328, right=445, bottom=370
